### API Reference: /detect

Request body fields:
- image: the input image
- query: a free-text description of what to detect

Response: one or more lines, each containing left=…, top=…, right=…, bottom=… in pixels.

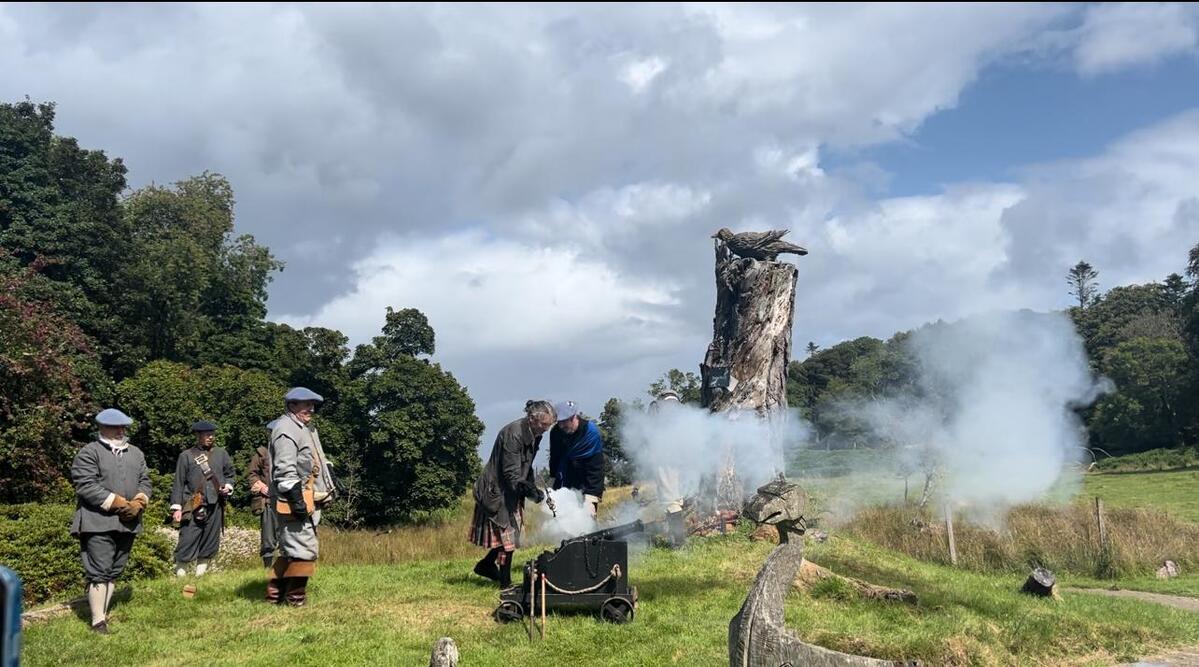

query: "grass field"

left=22, top=529, right=1199, bottom=667
left=1082, top=468, right=1199, bottom=524
left=21, top=459, right=1199, bottom=666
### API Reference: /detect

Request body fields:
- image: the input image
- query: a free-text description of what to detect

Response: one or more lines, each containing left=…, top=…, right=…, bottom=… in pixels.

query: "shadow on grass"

left=235, top=578, right=268, bottom=601
left=636, top=573, right=734, bottom=602
left=443, top=571, right=508, bottom=590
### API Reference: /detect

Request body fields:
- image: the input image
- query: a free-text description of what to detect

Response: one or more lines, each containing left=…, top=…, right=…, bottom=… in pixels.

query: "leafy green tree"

left=0, top=259, right=111, bottom=502
left=647, top=369, right=701, bottom=404
left=116, top=361, right=286, bottom=473
left=598, top=398, right=633, bottom=485
left=341, top=308, right=483, bottom=525
left=121, top=173, right=282, bottom=367
left=0, top=100, right=135, bottom=375
left=1089, top=337, right=1188, bottom=454
left=1071, top=283, right=1175, bottom=361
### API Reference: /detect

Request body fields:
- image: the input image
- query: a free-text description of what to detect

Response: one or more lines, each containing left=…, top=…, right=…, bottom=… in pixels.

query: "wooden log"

left=700, top=240, right=798, bottom=513
left=794, top=559, right=918, bottom=605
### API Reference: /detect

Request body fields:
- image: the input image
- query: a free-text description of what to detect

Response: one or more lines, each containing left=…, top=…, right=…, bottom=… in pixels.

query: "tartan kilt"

left=468, top=502, right=522, bottom=551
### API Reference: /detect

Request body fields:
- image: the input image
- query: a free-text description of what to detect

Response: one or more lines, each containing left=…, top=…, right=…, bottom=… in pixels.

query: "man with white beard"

left=69, top=408, right=152, bottom=634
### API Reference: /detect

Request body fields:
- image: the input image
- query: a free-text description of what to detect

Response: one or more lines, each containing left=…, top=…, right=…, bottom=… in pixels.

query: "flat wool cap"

left=95, top=408, right=133, bottom=426
left=284, top=387, right=324, bottom=402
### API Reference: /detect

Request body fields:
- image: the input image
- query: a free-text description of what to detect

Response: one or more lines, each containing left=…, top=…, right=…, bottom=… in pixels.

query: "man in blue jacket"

left=548, top=400, right=605, bottom=516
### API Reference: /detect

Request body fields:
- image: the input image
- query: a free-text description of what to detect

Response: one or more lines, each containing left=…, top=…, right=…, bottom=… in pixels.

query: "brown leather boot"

left=285, top=577, right=308, bottom=607
left=266, top=558, right=290, bottom=603
left=265, top=577, right=287, bottom=604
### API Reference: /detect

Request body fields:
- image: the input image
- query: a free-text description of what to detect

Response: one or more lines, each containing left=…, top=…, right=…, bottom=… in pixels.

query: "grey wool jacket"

left=70, top=440, right=153, bottom=536
left=269, top=412, right=331, bottom=499
left=169, top=446, right=234, bottom=509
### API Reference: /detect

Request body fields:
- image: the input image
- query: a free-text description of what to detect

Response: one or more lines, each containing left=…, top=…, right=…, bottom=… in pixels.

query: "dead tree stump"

left=700, top=242, right=798, bottom=415
left=700, top=240, right=799, bottom=514
left=1021, top=567, right=1058, bottom=598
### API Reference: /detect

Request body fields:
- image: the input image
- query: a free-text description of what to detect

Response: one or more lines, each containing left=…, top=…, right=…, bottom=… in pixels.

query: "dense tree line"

left=0, top=100, right=482, bottom=524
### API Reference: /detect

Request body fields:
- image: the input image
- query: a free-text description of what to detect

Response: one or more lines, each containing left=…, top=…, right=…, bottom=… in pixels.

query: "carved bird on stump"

left=712, top=228, right=808, bottom=261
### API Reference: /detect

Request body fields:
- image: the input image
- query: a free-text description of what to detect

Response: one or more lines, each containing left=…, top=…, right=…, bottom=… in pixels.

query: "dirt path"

left=1119, top=647, right=1199, bottom=667
left=1067, top=587, right=1199, bottom=613
left=1068, top=588, right=1199, bottom=666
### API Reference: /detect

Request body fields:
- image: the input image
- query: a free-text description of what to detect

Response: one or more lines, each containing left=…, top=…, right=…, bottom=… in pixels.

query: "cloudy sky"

left=3, top=3, right=1198, bottom=446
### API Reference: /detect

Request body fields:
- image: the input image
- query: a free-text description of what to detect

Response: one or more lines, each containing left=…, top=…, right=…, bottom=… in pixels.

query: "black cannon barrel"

left=569, top=519, right=649, bottom=543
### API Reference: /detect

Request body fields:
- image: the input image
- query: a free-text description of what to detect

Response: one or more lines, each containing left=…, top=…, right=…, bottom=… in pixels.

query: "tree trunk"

left=700, top=241, right=798, bottom=513
left=700, top=243, right=798, bottom=415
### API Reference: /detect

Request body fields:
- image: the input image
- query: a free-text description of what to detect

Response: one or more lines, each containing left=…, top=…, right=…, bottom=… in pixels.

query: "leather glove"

left=286, top=485, right=309, bottom=517
left=110, top=495, right=136, bottom=521
left=127, top=493, right=148, bottom=518
left=532, top=487, right=546, bottom=504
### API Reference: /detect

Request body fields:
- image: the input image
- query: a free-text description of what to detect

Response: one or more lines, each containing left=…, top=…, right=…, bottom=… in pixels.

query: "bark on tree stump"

left=700, top=240, right=799, bottom=513
left=700, top=243, right=798, bottom=415
left=1021, top=567, right=1058, bottom=598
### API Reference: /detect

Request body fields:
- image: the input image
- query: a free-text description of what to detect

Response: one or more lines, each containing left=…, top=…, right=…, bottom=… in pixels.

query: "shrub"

left=1094, top=447, right=1199, bottom=473
left=0, top=503, right=173, bottom=605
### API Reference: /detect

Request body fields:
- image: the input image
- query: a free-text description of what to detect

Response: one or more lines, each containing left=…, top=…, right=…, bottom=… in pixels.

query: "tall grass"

left=320, top=494, right=560, bottom=565
left=844, top=502, right=1199, bottom=579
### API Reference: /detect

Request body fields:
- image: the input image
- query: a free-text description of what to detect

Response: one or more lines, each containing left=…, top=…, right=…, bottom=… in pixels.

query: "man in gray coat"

left=267, top=387, right=334, bottom=606
left=169, top=421, right=235, bottom=577
left=69, top=408, right=152, bottom=634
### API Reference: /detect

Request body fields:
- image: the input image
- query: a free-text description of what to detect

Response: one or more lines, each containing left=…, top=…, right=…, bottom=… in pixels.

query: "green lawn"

left=22, top=533, right=1199, bottom=666
left=1082, top=469, right=1199, bottom=523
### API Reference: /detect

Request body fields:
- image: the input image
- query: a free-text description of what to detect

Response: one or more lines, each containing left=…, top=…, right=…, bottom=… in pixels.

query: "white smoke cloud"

left=620, top=401, right=811, bottom=511
left=842, top=310, right=1108, bottom=515
left=532, top=487, right=598, bottom=543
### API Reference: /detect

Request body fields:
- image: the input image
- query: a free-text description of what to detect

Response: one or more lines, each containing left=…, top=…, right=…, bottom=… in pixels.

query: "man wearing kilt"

left=469, top=400, right=556, bottom=588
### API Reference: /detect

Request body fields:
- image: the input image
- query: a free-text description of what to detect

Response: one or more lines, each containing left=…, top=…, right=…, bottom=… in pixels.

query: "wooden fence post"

left=944, top=502, right=958, bottom=566
left=1094, top=497, right=1107, bottom=547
